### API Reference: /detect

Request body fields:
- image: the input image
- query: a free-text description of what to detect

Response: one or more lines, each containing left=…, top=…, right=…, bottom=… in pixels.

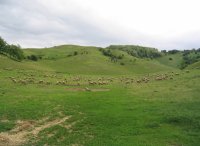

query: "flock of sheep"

left=8, top=70, right=189, bottom=87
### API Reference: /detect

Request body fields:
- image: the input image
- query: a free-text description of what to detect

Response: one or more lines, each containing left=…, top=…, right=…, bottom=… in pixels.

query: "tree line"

left=0, top=36, right=24, bottom=61
left=180, top=49, right=200, bottom=69
left=161, top=48, right=200, bottom=69
left=107, top=45, right=162, bottom=59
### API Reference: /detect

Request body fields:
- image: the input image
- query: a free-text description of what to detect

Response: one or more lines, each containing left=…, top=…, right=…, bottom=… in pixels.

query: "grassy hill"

left=21, top=45, right=176, bottom=75
left=187, top=61, right=200, bottom=69
left=0, top=44, right=200, bottom=146
left=156, top=53, right=183, bottom=68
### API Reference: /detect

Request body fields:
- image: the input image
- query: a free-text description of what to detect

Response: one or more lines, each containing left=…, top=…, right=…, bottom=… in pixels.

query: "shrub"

left=27, top=55, right=39, bottom=61
left=74, top=51, right=78, bottom=56
left=120, top=62, right=125, bottom=65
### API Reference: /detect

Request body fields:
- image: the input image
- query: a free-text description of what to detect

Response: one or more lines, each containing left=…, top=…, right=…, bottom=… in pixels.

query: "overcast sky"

left=0, top=0, right=200, bottom=50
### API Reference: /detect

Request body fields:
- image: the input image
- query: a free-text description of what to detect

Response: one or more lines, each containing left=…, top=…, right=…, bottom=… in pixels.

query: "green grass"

left=156, top=53, right=183, bottom=68
left=187, top=61, right=200, bottom=69
left=0, top=46, right=200, bottom=146
left=23, top=45, right=176, bottom=75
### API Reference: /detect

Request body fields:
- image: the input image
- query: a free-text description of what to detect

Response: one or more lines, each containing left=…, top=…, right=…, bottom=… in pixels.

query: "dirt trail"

left=0, top=116, right=71, bottom=146
left=65, top=88, right=110, bottom=92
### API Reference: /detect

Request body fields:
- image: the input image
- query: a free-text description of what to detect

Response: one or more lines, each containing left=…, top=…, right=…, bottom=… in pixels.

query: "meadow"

left=0, top=45, right=200, bottom=146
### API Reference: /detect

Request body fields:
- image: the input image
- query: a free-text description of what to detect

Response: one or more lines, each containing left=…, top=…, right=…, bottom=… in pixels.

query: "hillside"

left=19, top=45, right=176, bottom=75
left=187, top=60, right=200, bottom=69
left=1, top=44, right=200, bottom=146
left=156, top=53, right=183, bottom=68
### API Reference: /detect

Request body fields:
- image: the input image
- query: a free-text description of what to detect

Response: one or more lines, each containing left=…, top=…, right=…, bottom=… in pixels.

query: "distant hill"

left=0, top=45, right=175, bottom=75
left=1, top=42, right=200, bottom=75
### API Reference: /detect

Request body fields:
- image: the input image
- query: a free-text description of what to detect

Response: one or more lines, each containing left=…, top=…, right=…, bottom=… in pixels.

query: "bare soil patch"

left=0, top=116, right=71, bottom=146
left=65, top=88, right=110, bottom=92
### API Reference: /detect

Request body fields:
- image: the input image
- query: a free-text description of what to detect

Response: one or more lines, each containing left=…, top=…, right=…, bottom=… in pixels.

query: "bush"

left=27, top=55, right=42, bottom=61
left=120, top=62, right=125, bottom=65
left=74, top=51, right=78, bottom=56
left=169, top=57, right=173, bottom=60
left=27, top=55, right=39, bottom=61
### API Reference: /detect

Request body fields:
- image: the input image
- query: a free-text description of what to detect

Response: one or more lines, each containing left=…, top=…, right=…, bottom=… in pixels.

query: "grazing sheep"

left=89, top=81, right=94, bottom=85
left=85, top=87, right=91, bottom=91
left=62, top=81, right=66, bottom=85
left=155, top=77, right=162, bottom=80
left=11, top=79, right=17, bottom=83
left=38, top=80, right=44, bottom=84
left=98, top=81, right=103, bottom=85
left=19, top=80, right=27, bottom=85
left=175, top=73, right=179, bottom=75
left=46, top=82, right=51, bottom=85
left=56, top=81, right=60, bottom=85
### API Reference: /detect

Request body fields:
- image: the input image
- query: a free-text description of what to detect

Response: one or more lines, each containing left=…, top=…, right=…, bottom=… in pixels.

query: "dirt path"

left=0, top=116, right=71, bottom=146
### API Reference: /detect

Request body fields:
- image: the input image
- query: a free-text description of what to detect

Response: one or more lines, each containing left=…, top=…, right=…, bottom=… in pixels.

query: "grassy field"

left=0, top=46, right=200, bottom=146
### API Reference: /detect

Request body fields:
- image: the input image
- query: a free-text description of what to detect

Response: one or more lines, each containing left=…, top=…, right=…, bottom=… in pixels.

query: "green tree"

left=0, top=36, right=24, bottom=61
left=7, top=44, right=24, bottom=61
left=0, top=37, right=7, bottom=53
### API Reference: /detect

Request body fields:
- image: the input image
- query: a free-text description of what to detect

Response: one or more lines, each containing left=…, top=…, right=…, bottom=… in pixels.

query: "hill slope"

left=156, top=53, right=183, bottom=68
left=21, top=45, right=176, bottom=75
left=187, top=61, right=200, bottom=69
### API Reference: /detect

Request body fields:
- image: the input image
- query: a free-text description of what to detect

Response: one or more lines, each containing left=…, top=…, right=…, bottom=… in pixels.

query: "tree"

left=7, top=45, right=24, bottom=61
left=0, top=37, right=7, bottom=53
left=0, top=36, right=24, bottom=61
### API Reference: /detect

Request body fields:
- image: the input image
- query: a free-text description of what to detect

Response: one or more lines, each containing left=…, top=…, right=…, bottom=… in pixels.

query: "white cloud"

left=0, top=0, right=200, bottom=50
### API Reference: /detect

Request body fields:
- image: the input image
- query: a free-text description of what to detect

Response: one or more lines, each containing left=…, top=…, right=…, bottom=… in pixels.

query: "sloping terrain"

left=156, top=53, right=183, bottom=68
left=0, top=45, right=200, bottom=146
left=22, top=45, right=176, bottom=75
left=187, top=61, right=200, bottom=69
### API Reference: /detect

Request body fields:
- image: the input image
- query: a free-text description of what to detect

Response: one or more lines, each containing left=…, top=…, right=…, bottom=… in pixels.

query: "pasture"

left=0, top=65, right=200, bottom=146
left=0, top=45, right=200, bottom=146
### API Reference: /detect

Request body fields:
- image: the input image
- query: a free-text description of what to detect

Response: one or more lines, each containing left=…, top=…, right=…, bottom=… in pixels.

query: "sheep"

left=38, top=80, right=44, bottom=84
left=56, top=81, right=61, bottom=85
left=175, top=73, right=179, bottom=75
left=85, top=87, right=91, bottom=91
left=62, top=81, right=66, bottom=85
left=98, top=81, right=103, bottom=85
left=46, top=82, right=51, bottom=85
left=89, top=81, right=96, bottom=85
left=19, top=80, right=27, bottom=85
left=11, top=79, right=17, bottom=83
left=155, top=77, right=162, bottom=80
